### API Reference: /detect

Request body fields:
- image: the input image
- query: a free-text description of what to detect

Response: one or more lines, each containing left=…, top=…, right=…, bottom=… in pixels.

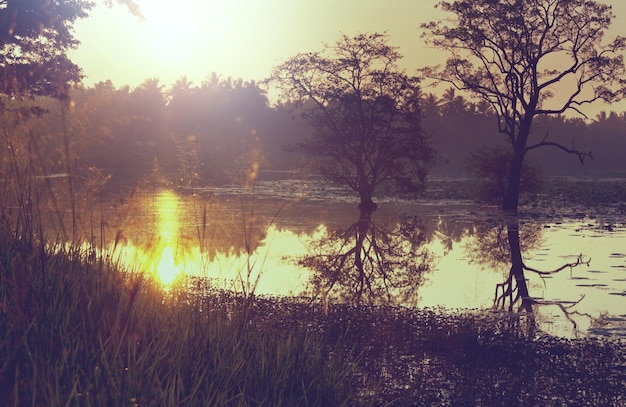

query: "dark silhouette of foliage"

left=422, top=0, right=626, bottom=212
left=270, top=32, right=436, bottom=210
left=469, top=145, right=543, bottom=205
left=168, top=75, right=275, bottom=185
left=0, top=0, right=140, bottom=104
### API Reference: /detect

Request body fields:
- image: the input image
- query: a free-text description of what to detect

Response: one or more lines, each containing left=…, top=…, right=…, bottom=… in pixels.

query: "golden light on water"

left=91, top=189, right=626, bottom=338
left=103, top=189, right=313, bottom=293
left=146, top=190, right=190, bottom=286
left=111, top=190, right=190, bottom=288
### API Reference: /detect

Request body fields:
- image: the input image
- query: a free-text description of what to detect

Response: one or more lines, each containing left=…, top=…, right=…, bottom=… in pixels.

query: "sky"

left=70, top=0, right=626, bottom=114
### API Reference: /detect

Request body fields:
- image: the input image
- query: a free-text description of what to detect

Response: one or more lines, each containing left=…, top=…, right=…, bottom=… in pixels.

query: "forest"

left=3, top=75, right=624, bottom=197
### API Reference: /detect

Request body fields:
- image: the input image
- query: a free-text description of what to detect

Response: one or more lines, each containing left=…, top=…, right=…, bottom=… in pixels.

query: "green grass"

left=0, top=233, right=362, bottom=406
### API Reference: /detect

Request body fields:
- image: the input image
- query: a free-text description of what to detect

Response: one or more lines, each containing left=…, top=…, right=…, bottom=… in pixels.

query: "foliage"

left=168, top=75, right=275, bottom=185
left=4, top=76, right=626, bottom=196
left=0, top=0, right=141, bottom=104
left=421, top=0, right=626, bottom=212
left=270, top=32, right=436, bottom=208
left=469, top=145, right=543, bottom=205
left=0, top=0, right=90, bottom=102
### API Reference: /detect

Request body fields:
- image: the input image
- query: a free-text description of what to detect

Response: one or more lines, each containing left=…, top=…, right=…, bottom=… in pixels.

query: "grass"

left=0, top=232, right=362, bottom=406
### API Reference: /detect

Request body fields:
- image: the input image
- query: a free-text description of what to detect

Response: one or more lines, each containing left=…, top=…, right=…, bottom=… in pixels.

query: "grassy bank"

left=2, top=172, right=626, bottom=405
left=0, top=233, right=361, bottom=406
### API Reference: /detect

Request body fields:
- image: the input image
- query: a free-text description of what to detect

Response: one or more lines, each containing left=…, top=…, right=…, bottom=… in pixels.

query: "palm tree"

left=169, top=76, right=195, bottom=100
left=440, top=87, right=466, bottom=118
left=420, top=92, right=442, bottom=119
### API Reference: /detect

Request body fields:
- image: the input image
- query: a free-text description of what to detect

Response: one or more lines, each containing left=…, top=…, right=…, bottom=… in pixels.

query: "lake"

left=88, top=175, right=626, bottom=339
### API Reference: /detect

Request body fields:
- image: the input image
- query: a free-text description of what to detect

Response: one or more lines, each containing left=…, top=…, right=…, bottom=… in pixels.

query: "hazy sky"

left=70, top=0, right=626, bottom=113
left=70, top=0, right=443, bottom=87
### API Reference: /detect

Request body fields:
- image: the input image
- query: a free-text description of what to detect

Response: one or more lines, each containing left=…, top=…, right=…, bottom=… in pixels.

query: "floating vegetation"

left=240, top=298, right=626, bottom=406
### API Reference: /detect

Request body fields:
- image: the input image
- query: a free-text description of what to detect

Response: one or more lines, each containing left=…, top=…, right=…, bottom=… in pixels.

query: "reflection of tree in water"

left=299, top=208, right=433, bottom=311
left=463, top=218, right=544, bottom=271
left=432, top=216, right=476, bottom=254
left=464, top=216, right=590, bottom=335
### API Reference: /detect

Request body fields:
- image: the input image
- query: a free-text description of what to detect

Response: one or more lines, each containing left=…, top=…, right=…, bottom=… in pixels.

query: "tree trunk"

left=502, top=120, right=532, bottom=213
left=502, top=148, right=524, bottom=213
left=357, top=167, right=377, bottom=211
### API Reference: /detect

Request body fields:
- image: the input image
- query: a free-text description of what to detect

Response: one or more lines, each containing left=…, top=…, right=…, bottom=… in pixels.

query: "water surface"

left=90, top=177, right=626, bottom=338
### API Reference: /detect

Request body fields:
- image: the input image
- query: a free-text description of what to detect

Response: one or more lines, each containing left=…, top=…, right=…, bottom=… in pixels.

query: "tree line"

left=5, top=72, right=623, bottom=186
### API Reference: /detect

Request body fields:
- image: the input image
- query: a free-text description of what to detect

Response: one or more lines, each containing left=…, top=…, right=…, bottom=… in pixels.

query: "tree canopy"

left=0, top=0, right=140, bottom=103
left=269, top=32, right=435, bottom=210
left=421, top=0, right=626, bottom=212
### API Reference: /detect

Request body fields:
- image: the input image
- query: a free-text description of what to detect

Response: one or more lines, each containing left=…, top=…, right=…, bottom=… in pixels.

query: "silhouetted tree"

left=469, top=145, right=543, bottom=205
left=420, top=93, right=442, bottom=120
left=422, top=0, right=626, bottom=212
left=167, top=74, right=273, bottom=184
left=270, top=32, right=435, bottom=210
left=0, top=0, right=140, bottom=103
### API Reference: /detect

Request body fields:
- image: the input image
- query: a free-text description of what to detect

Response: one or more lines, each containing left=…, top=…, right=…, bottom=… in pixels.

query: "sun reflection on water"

left=139, top=190, right=188, bottom=286
left=104, top=189, right=315, bottom=293
left=107, top=189, right=192, bottom=288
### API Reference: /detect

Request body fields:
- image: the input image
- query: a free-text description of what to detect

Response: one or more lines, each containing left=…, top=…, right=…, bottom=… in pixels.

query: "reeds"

left=0, top=233, right=361, bottom=406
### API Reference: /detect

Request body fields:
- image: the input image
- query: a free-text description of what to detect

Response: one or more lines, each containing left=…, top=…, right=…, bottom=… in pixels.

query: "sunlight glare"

left=134, top=0, right=263, bottom=75
left=149, top=190, right=185, bottom=286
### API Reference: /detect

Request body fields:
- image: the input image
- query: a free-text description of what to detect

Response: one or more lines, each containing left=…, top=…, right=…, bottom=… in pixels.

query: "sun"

left=132, top=1, right=254, bottom=76
left=73, top=0, right=329, bottom=88
left=135, top=2, right=204, bottom=65
left=124, top=0, right=301, bottom=84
